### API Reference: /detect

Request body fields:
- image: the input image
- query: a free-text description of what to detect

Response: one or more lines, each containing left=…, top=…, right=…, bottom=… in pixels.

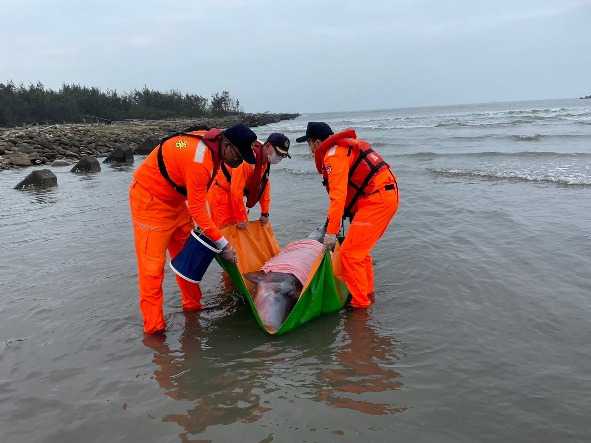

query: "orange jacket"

left=244, top=142, right=271, bottom=211
left=316, top=129, right=396, bottom=235
left=209, top=158, right=271, bottom=223
left=133, top=129, right=226, bottom=243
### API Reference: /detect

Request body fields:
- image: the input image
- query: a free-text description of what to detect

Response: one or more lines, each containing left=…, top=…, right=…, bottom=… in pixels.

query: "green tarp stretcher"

left=216, top=222, right=348, bottom=335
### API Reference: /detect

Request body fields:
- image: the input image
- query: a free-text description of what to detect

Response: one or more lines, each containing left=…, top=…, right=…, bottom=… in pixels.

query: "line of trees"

left=0, top=82, right=243, bottom=127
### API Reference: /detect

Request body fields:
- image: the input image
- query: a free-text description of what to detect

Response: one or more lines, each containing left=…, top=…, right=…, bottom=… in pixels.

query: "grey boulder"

left=135, top=136, right=160, bottom=155
left=103, top=146, right=134, bottom=164
left=15, top=169, right=58, bottom=190
left=71, top=156, right=101, bottom=173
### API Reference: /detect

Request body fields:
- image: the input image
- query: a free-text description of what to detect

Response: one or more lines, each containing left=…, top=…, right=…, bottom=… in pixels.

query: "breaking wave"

left=279, top=168, right=317, bottom=177
left=428, top=168, right=591, bottom=186
left=393, top=151, right=591, bottom=159
left=511, top=134, right=543, bottom=142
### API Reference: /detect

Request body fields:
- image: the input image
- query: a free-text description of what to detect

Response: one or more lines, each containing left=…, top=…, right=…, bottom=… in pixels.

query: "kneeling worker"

left=129, top=124, right=257, bottom=334
left=296, top=122, right=399, bottom=309
left=208, top=133, right=291, bottom=228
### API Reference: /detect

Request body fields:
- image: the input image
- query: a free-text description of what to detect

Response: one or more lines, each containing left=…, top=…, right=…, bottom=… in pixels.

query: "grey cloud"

left=1, top=0, right=590, bottom=112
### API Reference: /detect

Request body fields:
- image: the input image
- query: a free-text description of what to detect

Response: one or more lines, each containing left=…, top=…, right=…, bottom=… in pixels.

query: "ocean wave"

left=434, top=121, right=520, bottom=128
left=278, top=168, right=317, bottom=177
left=505, top=107, right=569, bottom=115
left=431, top=112, right=591, bottom=128
left=274, top=109, right=591, bottom=134
left=394, top=151, right=591, bottom=159
left=371, top=141, right=409, bottom=148
left=511, top=134, right=543, bottom=142
left=391, top=114, right=588, bottom=129
left=428, top=168, right=591, bottom=186
left=446, top=134, right=544, bottom=142
left=291, top=152, right=314, bottom=159
left=335, top=123, right=439, bottom=130
left=445, top=133, right=591, bottom=143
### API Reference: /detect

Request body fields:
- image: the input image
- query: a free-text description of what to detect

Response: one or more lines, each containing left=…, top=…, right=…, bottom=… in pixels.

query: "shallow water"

left=1, top=99, right=591, bottom=442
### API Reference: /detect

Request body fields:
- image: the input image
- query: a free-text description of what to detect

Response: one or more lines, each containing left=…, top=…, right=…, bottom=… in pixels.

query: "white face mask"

left=268, top=149, right=283, bottom=165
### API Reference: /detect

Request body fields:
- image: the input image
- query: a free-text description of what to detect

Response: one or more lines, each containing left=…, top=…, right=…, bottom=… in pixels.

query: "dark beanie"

left=223, top=124, right=257, bottom=164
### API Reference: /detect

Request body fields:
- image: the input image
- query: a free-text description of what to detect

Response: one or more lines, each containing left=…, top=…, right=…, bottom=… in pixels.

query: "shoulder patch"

left=327, top=147, right=337, bottom=157
left=194, top=141, right=206, bottom=163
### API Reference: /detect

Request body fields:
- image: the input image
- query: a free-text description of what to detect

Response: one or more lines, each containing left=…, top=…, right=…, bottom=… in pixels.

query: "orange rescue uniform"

left=208, top=142, right=271, bottom=228
left=129, top=129, right=226, bottom=334
left=316, top=129, right=399, bottom=308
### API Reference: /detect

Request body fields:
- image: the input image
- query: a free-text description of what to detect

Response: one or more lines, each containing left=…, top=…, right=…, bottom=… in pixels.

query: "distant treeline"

left=0, top=82, right=243, bottom=127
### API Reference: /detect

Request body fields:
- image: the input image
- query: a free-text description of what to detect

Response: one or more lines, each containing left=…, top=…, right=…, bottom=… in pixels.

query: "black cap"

left=223, top=124, right=257, bottom=164
left=295, top=122, right=334, bottom=143
left=266, top=133, right=291, bottom=158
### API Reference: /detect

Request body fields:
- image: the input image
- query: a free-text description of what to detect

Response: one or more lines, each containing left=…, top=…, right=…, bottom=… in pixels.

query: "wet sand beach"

left=1, top=99, right=590, bottom=442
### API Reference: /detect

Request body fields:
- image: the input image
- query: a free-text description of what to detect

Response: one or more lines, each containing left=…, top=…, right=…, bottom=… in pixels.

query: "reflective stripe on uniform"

left=194, top=141, right=206, bottom=163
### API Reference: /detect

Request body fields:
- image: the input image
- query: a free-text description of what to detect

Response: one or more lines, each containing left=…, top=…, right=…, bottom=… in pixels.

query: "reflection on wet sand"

left=143, top=312, right=271, bottom=441
left=316, top=310, right=406, bottom=415
left=143, top=301, right=405, bottom=440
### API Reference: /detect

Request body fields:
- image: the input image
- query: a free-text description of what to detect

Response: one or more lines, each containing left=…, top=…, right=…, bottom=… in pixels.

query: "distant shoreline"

left=0, top=113, right=298, bottom=170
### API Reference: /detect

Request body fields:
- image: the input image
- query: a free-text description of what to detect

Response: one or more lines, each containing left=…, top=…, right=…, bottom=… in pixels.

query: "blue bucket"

left=170, top=229, right=221, bottom=283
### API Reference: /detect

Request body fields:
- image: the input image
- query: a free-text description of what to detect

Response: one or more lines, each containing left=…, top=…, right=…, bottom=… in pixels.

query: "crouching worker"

left=296, top=122, right=399, bottom=309
left=129, top=124, right=257, bottom=334
left=208, top=133, right=291, bottom=228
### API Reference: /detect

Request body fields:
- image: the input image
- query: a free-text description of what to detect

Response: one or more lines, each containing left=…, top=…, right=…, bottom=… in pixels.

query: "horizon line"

left=285, top=96, right=587, bottom=116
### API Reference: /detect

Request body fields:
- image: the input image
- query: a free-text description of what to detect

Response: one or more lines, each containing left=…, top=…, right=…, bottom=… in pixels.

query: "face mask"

left=269, top=149, right=283, bottom=165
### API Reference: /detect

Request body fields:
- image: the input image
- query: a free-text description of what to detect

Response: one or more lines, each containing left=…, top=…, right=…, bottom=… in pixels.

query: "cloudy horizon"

left=1, top=0, right=590, bottom=113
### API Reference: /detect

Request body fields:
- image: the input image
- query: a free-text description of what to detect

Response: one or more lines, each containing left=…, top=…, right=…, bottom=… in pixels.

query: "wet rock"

left=103, top=146, right=134, bottom=164
left=71, top=156, right=101, bottom=173
left=14, top=145, right=35, bottom=154
left=5, top=153, right=32, bottom=167
left=0, top=113, right=299, bottom=170
left=51, top=159, right=71, bottom=167
left=36, top=139, right=52, bottom=149
left=14, top=169, right=58, bottom=190
left=135, top=136, right=160, bottom=155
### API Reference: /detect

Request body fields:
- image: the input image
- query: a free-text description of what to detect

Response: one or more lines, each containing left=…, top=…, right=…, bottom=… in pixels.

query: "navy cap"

left=266, top=133, right=291, bottom=158
left=295, top=122, right=334, bottom=143
left=223, top=124, right=257, bottom=164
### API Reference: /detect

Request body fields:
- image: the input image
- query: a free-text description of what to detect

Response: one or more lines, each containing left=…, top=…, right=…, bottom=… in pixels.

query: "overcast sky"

left=1, top=0, right=590, bottom=112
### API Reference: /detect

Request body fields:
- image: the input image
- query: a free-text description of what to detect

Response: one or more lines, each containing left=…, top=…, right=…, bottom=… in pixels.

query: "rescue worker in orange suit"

left=208, top=133, right=291, bottom=228
left=296, top=122, right=399, bottom=309
left=129, top=124, right=257, bottom=334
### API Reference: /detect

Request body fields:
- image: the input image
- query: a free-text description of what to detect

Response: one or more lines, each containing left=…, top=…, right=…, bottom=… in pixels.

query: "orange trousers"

left=339, top=187, right=398, bottom=308
left=129, top=180, right=202, bottom=334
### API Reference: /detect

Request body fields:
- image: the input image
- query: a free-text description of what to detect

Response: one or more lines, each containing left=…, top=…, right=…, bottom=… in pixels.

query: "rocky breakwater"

left=0, top=113, right=298, bottom=170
